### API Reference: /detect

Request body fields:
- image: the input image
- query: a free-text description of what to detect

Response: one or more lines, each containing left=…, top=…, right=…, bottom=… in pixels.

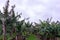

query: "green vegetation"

left=27, top=34, right=38, bottom=40
left=0, top=0, right=60, bottom=40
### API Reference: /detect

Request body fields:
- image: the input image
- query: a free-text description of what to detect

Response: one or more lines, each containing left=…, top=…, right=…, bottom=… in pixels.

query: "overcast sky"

left=0, top=0, right=60, bottom=22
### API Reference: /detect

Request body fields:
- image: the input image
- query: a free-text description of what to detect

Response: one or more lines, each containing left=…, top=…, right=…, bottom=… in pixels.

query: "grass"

left=27, top=34, right=39, bottom=40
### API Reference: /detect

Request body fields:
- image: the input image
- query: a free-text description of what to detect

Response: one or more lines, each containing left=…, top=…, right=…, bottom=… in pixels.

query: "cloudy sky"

left=0, top=0, right=60, bottom=22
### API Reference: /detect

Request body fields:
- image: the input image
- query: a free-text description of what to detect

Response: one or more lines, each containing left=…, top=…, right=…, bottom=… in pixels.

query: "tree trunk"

left=47, top=37, right=50, bottom=40
left=16, top=35, right=18, bottom=40
left=50, top=37, right=56, bottom=40
left=2, top=21, right=6, bottom=40
left=16, top=34, right=23, bottom=40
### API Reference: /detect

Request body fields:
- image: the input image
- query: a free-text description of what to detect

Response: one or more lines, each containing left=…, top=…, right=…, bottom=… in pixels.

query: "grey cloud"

left=0, top=0, right=60, bottom=22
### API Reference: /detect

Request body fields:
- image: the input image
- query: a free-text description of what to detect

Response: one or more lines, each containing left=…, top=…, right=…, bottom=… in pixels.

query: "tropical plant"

left=34, top=18, right=60, bottom=40
left=0, top=0, right=24, bottom=40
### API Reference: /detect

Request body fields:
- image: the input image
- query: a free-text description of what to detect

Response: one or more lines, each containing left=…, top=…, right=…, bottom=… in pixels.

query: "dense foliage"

left=0, top=0, right=60, bottom=40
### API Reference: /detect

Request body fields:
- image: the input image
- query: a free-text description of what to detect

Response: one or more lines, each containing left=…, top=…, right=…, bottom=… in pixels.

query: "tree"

left=0, top=0, right=23, bottom=40
left=34, top=18, right=59, bottom=40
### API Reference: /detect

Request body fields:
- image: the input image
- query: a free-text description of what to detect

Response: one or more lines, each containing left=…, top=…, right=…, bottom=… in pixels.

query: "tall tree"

left=0, top=0, right=9, bottom=40
left=0, top=0, right=22, bottom=40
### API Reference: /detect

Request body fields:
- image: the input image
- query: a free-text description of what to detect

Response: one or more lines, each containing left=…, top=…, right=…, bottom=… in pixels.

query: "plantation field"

left=0, top=0, right=60, bottom=40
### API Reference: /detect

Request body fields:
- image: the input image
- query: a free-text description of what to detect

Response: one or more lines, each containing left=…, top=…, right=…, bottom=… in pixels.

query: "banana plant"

left=34, top=18, right=58, bottom=40
left=0, top=0, right=23, bottom=40
left=20, top=21, right=33, bottom=40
